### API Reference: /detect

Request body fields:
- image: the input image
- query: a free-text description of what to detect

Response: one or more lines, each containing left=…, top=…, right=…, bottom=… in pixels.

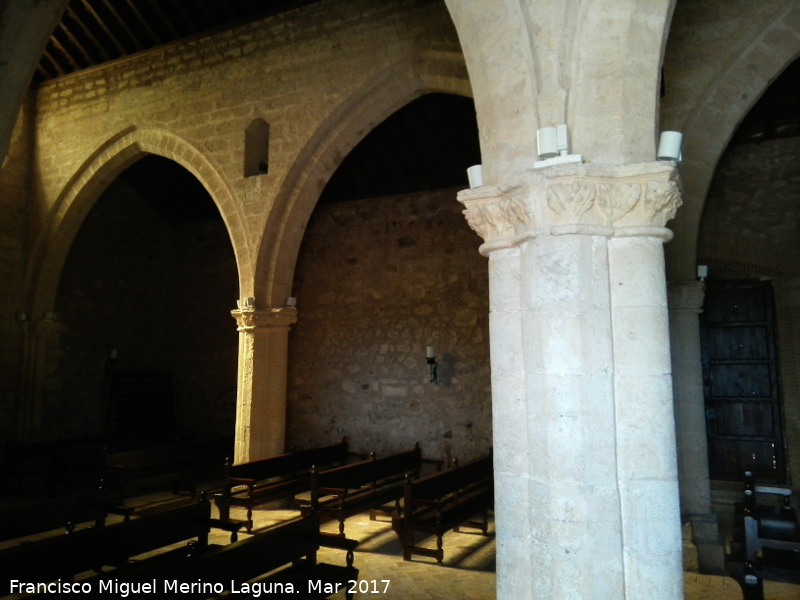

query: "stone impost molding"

left=457, top=162, right=682, bottom=255
left=231, top=306, right=298, bottom=330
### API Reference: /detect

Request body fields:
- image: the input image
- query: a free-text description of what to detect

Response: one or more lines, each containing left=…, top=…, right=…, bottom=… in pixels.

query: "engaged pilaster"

left=459, top=162, right=684, bottom=600
left=231, top=304, right=298, bottom=463
left=668, top=281, right=725, bottom=572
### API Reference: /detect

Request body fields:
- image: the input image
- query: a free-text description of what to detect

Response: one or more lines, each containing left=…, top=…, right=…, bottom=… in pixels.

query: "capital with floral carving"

left=457, top=162, right=682, bottom=253
left=231, top=307, right=298, bottom=331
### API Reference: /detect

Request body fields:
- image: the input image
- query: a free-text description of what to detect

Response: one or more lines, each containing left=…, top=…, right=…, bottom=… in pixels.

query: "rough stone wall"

left=286, top=188, right=490, bottom=464
left=699, top=138, right=800, bottom=279
left=51, top=179, right=237, bottom=441
left=699, top=136, right=800, bottom=490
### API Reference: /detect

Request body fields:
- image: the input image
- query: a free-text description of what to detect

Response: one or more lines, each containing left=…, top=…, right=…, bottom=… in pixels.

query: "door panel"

left=700, top=282, right=785, bottom=483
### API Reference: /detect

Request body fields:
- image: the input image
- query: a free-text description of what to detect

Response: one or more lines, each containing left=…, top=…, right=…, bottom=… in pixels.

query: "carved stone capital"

left=231, top=307, right=298, bottom=331
left=457, top=162, right=682, bottom=253
left=668, top=281, right=705, bottom=313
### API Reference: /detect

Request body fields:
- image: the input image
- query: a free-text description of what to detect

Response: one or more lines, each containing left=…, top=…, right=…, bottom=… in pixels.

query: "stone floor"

left=228, top=504, right=800, bottom=600
left=3, top=490, right=800, bottom=599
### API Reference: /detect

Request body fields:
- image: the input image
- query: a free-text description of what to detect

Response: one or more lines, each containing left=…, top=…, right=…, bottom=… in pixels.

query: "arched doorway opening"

left=286, top=93, right=490, bottom=464
left=699, top=58, right=800, bottom=487
left=50, top=155, right=238, bottom=446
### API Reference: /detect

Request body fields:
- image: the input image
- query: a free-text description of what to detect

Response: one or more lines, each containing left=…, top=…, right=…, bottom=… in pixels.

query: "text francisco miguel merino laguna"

left=9, top=577, right=383, bottom=597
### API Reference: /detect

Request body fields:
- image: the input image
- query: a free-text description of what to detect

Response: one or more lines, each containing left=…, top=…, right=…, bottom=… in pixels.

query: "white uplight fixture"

left=534, top=124, right=582, bottom=169
left=697, top=265, right=708, bottom=282
left=466, top=164, right=484, bottom=189
left=657, top=131, right=683, bottom=162
left=285, top=296, right=297, bottom=308
left=237, top=297, right=255, bottom=309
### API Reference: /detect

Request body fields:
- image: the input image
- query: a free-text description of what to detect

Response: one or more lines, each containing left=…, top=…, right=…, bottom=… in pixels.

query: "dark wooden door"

left=700, top=282, right=785, bottom=483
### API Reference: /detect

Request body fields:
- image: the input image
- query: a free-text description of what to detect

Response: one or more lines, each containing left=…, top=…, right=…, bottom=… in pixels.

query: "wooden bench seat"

left=306, top=443, right=439, bottom=536
left=392, top=453, right=493, bottom=563
left=0, top=485, right=127, bottom=544
left=0, top=496, right=212, bottom=594
left=85, top=513, right=358, bottom=600
left=734, top=467, right=800, bottom=600
left=104, top=437, right=232, bottom=500
left=214, top=438, right=352, bottom=533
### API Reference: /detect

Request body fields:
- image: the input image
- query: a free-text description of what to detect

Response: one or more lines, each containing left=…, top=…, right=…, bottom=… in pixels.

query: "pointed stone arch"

left=254, top=50, right=472, bottom=307
left=25, top=126, right=250, bottom=319
left=667, top=1, right=800, bottom=280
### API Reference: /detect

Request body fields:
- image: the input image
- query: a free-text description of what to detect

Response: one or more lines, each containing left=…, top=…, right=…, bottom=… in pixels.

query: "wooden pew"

left=392, top=454, right=493, bottom=563
left=214, top=438, right=352, bottom=533
left=0, top=484, right=127, bottom=544
left=2, top=437, right=107, bottom=498
left=84, top=513, right=359, bottom=600
left=104, top=437, right=232, bottom=500
left=0, top=496, right=212, bottom=594
left=306, top=444, right=439, bottom=536
left=735, top=467, right=800, bottom=599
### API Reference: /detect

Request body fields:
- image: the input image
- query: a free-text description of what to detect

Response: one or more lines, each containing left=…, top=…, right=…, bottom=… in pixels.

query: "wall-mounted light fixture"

left=466, top=164, right=484, bottom=189
left=534, top=124, right=582, bottom=169
left=657, top=131, right=683, bottom=162
left=237, top=297, right=255, bottom=309
left=426, top=346, right=438, bottom=384
left=697, top=265, right=708, bottom=282
left=285, top=296, right=297, bottom=308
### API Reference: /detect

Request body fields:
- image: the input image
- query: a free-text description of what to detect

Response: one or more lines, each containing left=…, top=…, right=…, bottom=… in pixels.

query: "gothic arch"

left=254, top=50, right=472, bottom=306
left=667, top=1, right=800, bottom=280
left=25, top=126, right=250, bottom=319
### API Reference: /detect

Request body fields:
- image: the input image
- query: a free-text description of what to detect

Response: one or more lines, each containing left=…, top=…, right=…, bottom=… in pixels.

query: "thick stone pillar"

left=231, top=305, right=297, bottom=463
left=486, top=244, right=533, bottom=596
left=669, top=281, right=725, bottom=573
left=459, top=162, right=684, bottom=600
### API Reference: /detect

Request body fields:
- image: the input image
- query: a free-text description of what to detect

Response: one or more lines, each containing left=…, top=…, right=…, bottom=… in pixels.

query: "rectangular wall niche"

left=245, top=118, right=270, bottom=177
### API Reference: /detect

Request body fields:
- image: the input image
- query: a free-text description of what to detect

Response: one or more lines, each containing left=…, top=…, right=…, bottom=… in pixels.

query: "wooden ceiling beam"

left=48, top=30, right=80, bottom=72
left=145, top=0, right=181, bottom=39
left=65, top=5, right=111, bottom=62
left=79, top=0, right=128, bottom=57
left=124, top=0, right=164, bottom=46
left=166, top=0, right=200, bottom=35
left=57, top=20, right=94, bottom=66
left=40, top=49, right=66, bottom=77
left=99, top=0, right=145, bottom=52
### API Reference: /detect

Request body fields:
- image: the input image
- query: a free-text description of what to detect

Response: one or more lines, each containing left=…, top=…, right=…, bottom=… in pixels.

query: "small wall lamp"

left=534, top=124, right=582, bottom=169
left=657, top=131, right=683, bottom=162
left=697, top=265, right=708, bottom=282
left=426, top=346, right=438, bottom=384
left=466, top=164, right=484, bottom=189
left=237, top=297, right=255, bottom=309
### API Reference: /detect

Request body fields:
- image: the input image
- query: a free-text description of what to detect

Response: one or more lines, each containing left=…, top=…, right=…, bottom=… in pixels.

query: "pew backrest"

left=225, top=439, right=349, bottom=483
left=313, top=446, right=422, bottom=492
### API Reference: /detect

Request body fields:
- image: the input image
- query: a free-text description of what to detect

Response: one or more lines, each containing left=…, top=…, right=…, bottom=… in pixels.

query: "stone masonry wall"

left=28, top=0, right=459, bottom=278
left=287, top=188, right=490, bottom=464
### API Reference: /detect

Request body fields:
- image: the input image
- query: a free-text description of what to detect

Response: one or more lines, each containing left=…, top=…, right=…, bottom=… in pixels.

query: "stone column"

left=669, top=281, right=725, bottom=573
left=459, top=162, right=684, bottom=600
left=231, top=305, right=297, bottom=463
